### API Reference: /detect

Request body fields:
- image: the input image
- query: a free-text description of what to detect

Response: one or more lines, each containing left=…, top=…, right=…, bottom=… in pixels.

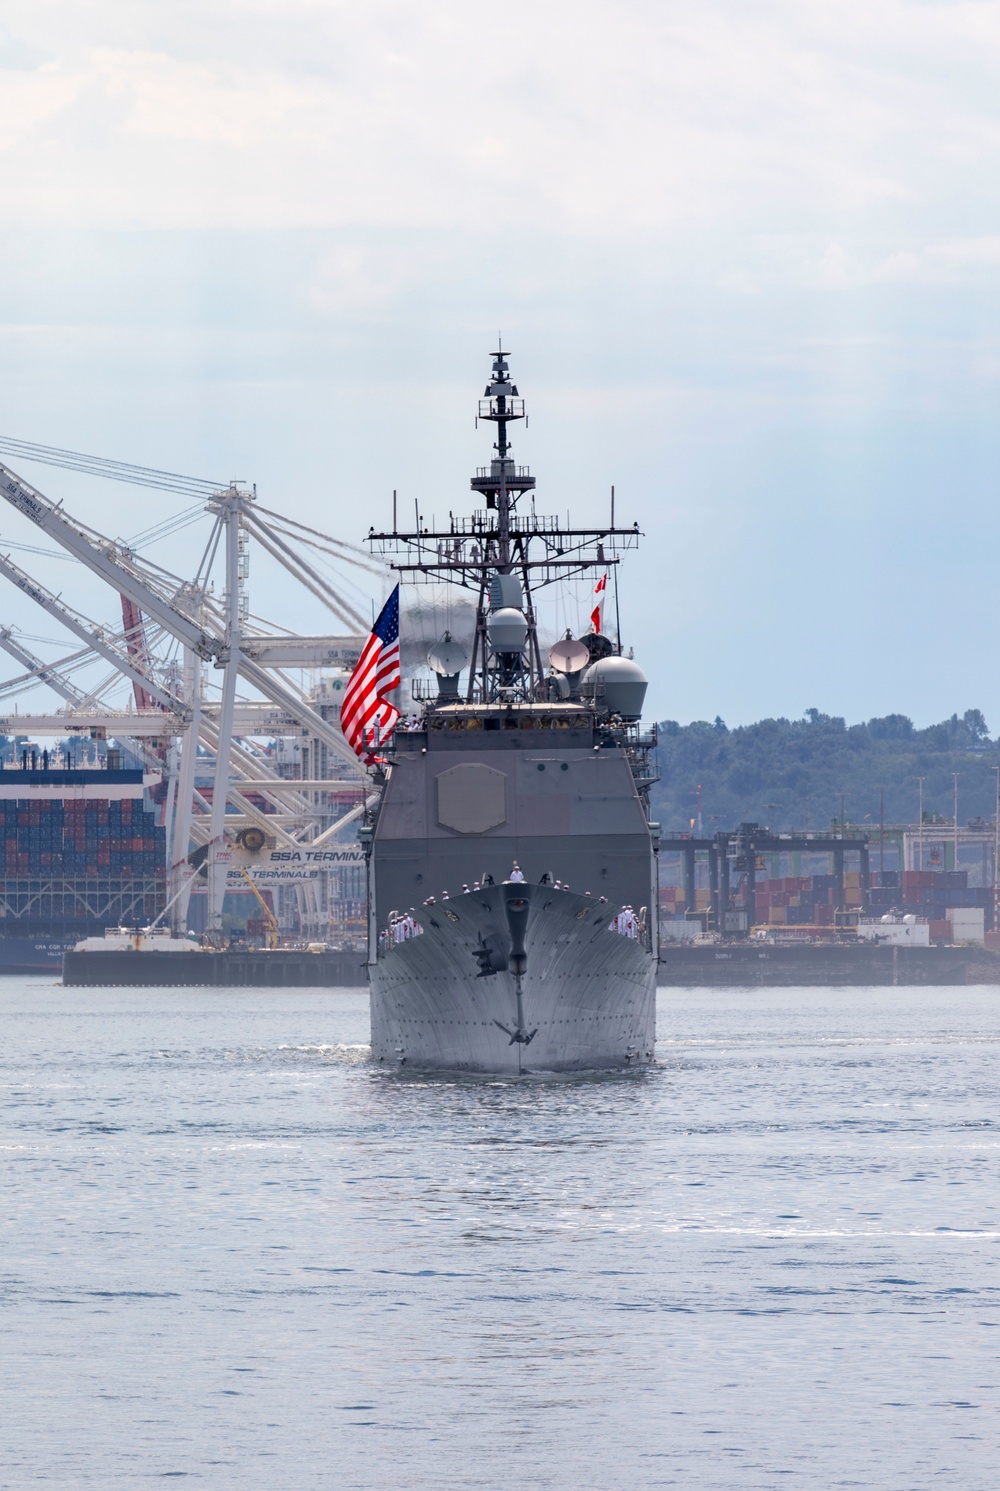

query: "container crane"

left=0, top=456, right=377, bottom=935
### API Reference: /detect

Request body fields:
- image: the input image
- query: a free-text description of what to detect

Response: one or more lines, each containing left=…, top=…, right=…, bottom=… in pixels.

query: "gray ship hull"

left=362, top=347, right=659, bottom=1074
left=370, top=882, right=656, bottom=1073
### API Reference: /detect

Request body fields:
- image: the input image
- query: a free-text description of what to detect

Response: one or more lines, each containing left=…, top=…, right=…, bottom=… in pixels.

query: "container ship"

left=0, top=754, right=366, bottom=986
left=0, top=757, right=166, bottom=972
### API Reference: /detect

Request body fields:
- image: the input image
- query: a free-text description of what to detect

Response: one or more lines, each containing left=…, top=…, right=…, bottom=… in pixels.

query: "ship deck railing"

left=448, top=511, right=563, bottom=535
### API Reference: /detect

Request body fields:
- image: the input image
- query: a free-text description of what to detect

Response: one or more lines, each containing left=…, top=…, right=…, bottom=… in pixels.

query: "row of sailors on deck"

left=422, top=863, right=610, bottom=907
left=609, top=906, right=643, bottom=938
left=389, top=900, right=643, bottom=947
left=388, top=900, right=643, bottom=947
left=383, top=911, right=424, bottom=947
left=391, top=863, right=645, bottom=945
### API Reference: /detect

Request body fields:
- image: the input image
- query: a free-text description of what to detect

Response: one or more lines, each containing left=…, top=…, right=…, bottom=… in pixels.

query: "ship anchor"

left=493, top=973, right=537, bottom=1046
left=493, top=1019, right=538, bottom=1046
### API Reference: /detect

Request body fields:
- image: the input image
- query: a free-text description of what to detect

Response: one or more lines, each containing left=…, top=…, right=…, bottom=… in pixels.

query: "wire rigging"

left=266, top=520, right=388, bottom=580
left=127, top=504, right=208, bottom=548
left=253, top=505, right=375, bottom=560
left=0, top=435, right=226, bottom=498
left=0, top=540, right=76, bottom=564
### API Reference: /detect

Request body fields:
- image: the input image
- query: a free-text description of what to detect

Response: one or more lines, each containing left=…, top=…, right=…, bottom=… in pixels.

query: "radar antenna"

left=367, top=348, right=643, bottom=704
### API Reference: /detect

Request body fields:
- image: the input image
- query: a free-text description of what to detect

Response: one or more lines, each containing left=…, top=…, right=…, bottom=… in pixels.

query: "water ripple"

left=2, top=983, right=999, bottom=1488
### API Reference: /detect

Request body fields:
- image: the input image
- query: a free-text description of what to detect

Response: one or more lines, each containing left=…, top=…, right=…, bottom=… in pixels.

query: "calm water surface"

left=2, top=981, right=999, bottom=1488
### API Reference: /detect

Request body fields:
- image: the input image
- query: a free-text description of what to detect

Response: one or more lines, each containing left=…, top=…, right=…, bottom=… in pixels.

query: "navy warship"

left=362, top=348, right=659, bottom=1073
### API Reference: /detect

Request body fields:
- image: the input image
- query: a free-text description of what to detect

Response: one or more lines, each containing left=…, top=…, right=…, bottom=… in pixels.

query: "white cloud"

left=92, top=48, right=323, bottom=147
left=0, top=0, right=995, bottom=234
left=880, top=236, right=1000, bottom=280
left=805, top=236, right=1000, bottom=288
left=0, top=63, right=82, bottom=150
left=307, top=243, right=431, bottom=315
left=0, top=2, right=999, bottom=729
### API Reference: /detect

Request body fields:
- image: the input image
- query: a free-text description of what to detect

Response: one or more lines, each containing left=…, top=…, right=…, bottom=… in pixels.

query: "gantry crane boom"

left=0, top=460, right=218, bottom=656
left=0, top=460, right=360, bottom=770
left=0, top=629, right=92, bottom=707
left=0, top=636, right=340, bottom=835
left=0, top=573, right=334, bottom=843
left=0, top=710, right=187, bottom=736
left=0, top=548, right=189, bottom=717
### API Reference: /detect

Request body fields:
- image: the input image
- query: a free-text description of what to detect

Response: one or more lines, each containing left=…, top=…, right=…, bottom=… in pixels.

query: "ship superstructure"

left=363, top=349, right=659, bottom=1072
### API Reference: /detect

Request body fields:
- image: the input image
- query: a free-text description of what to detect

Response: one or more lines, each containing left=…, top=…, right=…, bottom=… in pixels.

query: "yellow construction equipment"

left=241, top=868, right=279, bottom=951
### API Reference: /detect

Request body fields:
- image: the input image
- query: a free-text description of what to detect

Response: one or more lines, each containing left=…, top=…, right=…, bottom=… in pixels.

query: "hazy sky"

left=1, top=1, right=999, bottom=725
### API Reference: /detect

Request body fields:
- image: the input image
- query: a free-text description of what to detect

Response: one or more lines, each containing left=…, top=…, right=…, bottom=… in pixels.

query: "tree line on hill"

left=649, top=708, right=1000, bottom=835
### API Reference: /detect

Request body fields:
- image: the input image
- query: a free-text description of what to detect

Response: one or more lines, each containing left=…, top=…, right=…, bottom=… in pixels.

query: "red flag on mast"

left=590, top=572, right=608, bottom=634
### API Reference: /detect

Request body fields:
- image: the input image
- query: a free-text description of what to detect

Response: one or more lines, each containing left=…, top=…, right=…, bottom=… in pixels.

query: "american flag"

left=590, top=572, right=608, bottom=634
left=340, top=585, right=401, bottom=764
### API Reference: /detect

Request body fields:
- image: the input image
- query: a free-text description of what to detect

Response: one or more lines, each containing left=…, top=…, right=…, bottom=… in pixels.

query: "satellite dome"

left=581, top=655, right=648, bottom=720
left=488, top=607, right=528, bottom=655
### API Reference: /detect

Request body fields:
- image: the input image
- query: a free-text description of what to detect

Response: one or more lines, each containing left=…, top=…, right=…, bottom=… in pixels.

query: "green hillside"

left=650, top=709, right=999, bottom=834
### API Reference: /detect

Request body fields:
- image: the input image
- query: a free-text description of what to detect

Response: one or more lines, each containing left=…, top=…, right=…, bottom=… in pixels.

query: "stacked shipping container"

left=659, top=867, right=994, bottom=932
left=659, top=886, right=686, bottom=917
left=868, top=869, right=993, bottom=934
left=0, top=768, right=166, bottom=938
left=755, top=873, right=862, bottom=926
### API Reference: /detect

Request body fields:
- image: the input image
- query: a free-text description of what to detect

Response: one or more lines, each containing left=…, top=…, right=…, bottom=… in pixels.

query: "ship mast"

left=367, top=347, right=642, bottom=705
left=471, top=343, right=535, bottom=571
left=468, top=344, right=539, bottom=699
